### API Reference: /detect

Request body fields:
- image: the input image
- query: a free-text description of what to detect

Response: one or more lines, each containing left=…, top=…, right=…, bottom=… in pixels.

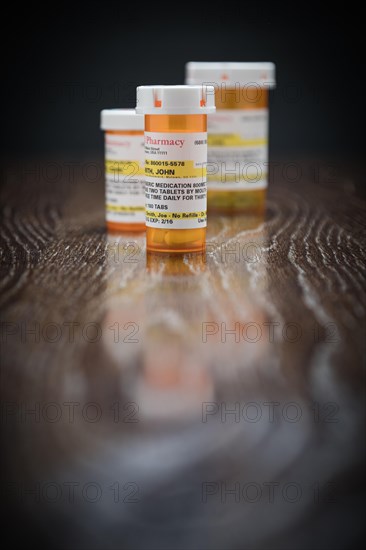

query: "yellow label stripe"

left=208, top=172, right=268, bottom=182
left=145, top=159, right=206, bottom=179
left=146, top=210, right=206, bottom=220
left=105, top=160, right=144, bottom=176
left=107, top=205, right=145, bottom=212
left=208, top=134, right=267, bottom=147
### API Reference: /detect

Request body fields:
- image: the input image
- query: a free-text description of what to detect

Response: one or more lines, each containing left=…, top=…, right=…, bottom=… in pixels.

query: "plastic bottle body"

left=207, top=87, right=268, bottom=214
left=145, top=114, right=207, bottom=253
left=185, top=62, right=275, bottom=214
left=104, top=129, right=145, bottom=233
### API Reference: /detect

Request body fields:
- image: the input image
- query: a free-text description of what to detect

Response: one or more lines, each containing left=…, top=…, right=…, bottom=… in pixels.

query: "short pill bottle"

left=136, top=85, right=215, bottom=253
left=186, top=62, right=275, bottom=214
left=101, top=109, right=145, bottom=232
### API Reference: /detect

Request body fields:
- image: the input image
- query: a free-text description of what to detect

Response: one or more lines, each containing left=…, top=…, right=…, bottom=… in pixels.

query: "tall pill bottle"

left=136, top=85, right=215, bottom=253
left=101, top=109, right=145, bottom=232
left=186, top=63, right=276, bottom=213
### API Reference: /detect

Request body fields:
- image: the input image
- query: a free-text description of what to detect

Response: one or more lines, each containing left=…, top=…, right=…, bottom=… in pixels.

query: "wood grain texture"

left=1, top=158, right=365, bottom=550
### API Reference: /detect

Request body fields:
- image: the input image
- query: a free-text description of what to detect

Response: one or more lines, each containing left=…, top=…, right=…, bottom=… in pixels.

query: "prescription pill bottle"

left=136, top=85, right=215, bottom=253
left=101, top=109, right=145, bottom=232
left=186, top=63, right=276, bottom=213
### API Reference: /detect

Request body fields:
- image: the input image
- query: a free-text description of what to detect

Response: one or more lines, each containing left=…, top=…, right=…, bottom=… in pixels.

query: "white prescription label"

left=144, top=132, right=207, bottom=229
left=105, top=133, right=145, bottom=224
left=207, top=109, right=268, bottom=190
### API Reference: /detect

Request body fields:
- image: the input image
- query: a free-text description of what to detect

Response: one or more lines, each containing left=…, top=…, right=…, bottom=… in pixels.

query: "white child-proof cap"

left=100, top=109, right=144, bottom=130
left=136, top=85, right=216, bottom=115
left=185, top=62, right=276, bottom=88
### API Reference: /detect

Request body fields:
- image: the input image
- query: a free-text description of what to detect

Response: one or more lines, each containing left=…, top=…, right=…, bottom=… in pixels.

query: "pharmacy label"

left=145, top=132, right=207, bottom=229
left=105, top=133, right=145, bottom=223
left=207, top=109, right=268, bottom=190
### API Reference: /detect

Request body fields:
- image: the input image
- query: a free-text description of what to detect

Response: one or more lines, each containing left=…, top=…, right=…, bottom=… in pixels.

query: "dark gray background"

left=2, top=3, right=364, bottom=158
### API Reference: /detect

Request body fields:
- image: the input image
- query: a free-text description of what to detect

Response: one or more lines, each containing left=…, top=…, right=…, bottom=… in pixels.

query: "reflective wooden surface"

left=1, top=159, right=365, bottom=549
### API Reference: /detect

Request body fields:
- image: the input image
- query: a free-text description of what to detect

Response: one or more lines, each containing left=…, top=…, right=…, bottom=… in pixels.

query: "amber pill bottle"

left=136, top=86, right=215, bottom=253
left=186, top=63, right=275, bottom=214
left=101, top=109, right=145, bottom=232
